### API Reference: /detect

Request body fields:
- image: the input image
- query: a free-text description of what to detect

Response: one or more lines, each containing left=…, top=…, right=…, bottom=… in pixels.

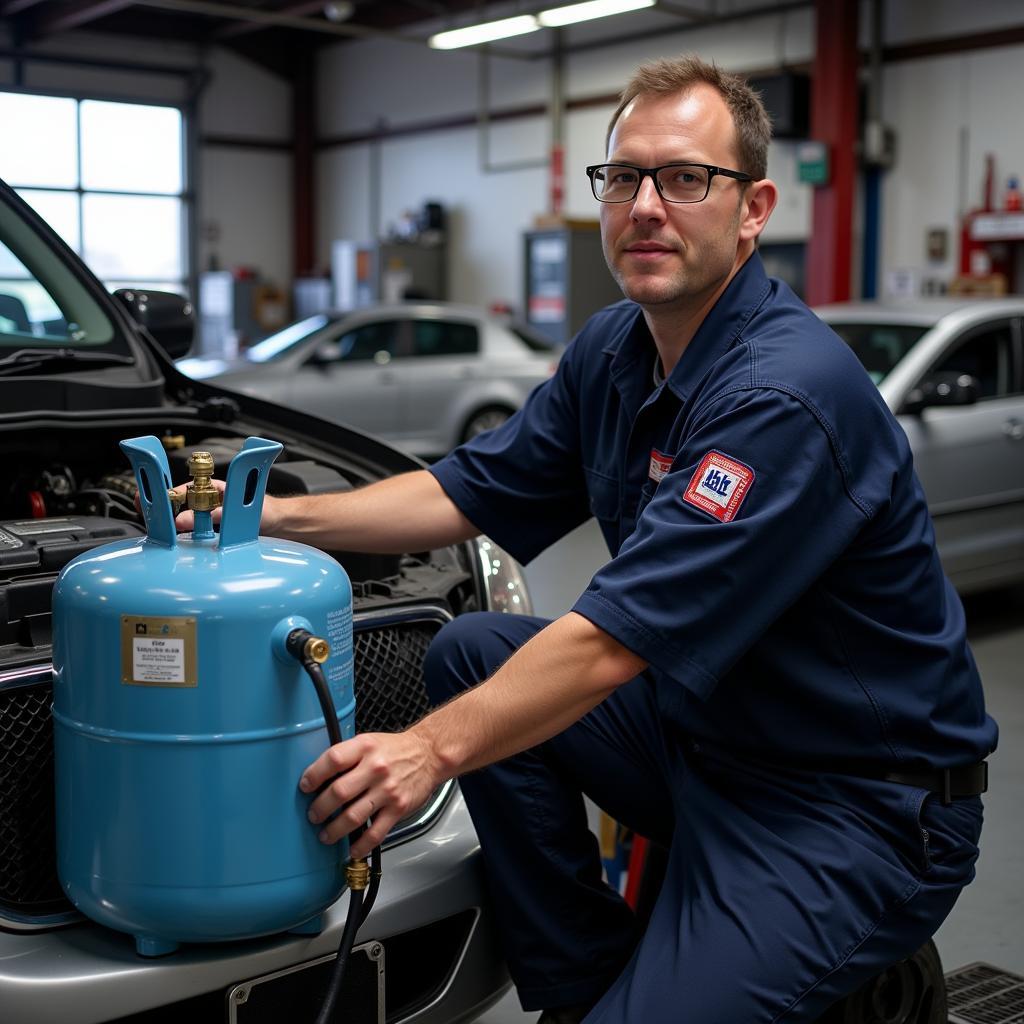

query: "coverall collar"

left=603, top=252, right=773, bottom=410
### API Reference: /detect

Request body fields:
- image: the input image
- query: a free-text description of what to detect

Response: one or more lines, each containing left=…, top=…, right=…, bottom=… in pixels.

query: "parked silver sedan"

left=815, top=298, right=1024, bottom=594
left=179, top=302, right=562, bottom=459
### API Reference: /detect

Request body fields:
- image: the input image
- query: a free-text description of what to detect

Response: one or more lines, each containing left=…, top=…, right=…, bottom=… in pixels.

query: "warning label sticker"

left=133, top=637, right=185, bottom=683
left=121, top=616, right=197, bottom=687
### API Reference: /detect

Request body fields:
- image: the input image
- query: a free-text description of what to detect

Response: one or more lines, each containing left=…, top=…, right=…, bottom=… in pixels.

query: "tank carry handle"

left=219, top=437, right=284, bottom=549
left=120, top=436, right=177, bottom=549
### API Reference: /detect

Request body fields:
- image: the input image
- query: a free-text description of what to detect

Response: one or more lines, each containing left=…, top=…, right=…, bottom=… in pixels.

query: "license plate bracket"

left=227, top=940, right=384, bottom=1023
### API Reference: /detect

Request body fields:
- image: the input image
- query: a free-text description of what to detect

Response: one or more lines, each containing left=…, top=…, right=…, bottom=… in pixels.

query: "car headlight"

left=475, top=537, right=533, bottom=615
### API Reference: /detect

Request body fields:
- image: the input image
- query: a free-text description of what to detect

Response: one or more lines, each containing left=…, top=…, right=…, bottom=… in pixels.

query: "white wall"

left=196, top=48, right=292, bottom=286
left=314, top=9, right=820, bottom=312
left=879, top=43, right=1024, bottom=296
left=313, top=1, right=1024, bottom=310
left=6, top=1, right=1024, bottom=310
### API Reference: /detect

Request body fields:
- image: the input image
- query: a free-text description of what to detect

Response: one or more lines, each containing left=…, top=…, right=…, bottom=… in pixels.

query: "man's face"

left=599, top=84, right=750, bottom=313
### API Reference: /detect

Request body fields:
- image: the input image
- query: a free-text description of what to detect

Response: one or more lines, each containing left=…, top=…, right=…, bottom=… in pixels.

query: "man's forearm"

left=412, top=611, right=649, bottom=778
left=263, top=469, right=480, bottom=553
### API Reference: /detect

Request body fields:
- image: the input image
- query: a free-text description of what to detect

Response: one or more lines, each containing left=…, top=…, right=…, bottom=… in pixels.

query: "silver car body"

left=0, top=180, right=527, bottom=1024
left=815, top=298, right=1024, bottom=594
left=179, top=304, right=561, bottom=459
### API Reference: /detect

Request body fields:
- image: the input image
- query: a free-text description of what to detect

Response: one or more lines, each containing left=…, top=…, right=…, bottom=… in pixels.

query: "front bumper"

left=0, top=788, right=510, bottom=1024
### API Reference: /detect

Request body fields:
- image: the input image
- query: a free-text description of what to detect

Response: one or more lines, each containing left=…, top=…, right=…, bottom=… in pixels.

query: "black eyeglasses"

left=586, top=162, right=753, bottom=204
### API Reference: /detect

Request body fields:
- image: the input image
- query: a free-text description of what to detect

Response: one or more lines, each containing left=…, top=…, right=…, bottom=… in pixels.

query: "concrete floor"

left=473, top=522, right=1024, bottom=1023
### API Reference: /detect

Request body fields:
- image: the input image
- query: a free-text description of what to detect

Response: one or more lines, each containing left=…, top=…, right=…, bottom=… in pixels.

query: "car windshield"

left=245, top=314, right=332, bottom=363
left=0, top=189, right=122, bottom=354
left=827, top=322, right=929, bottom=384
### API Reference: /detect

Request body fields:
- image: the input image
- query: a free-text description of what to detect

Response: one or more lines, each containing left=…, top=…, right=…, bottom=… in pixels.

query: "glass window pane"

left=0, top=281, right=66, bottom=338
left=16, top=189, right=81, bottom=252
left=412, top=320, right=478, bottom=357
left=0, top=240, right=72, bottom=340
left=933, top=326, right=1011, bottom=399
left=334, top=322, right=397, bottom=362
left=80, top=100, right=183, bottom=194
left=0, top=93, right=78, bottom=188
left=82, top=194, right=182, bottom=280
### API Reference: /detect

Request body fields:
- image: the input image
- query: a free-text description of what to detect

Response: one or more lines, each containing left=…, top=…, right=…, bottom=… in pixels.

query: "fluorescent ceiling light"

left=428, top=14, right=540, bottom=49
left=538, top=0, right=656, bottom=28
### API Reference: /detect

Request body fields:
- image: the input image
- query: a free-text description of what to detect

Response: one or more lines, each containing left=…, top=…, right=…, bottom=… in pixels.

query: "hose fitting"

left=285, top=628, right=330, bottom=665
left=346, top=858, right=371, bottom=891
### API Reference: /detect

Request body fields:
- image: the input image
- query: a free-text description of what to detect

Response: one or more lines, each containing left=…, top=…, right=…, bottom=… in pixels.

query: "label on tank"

left=120, top=615, right=198, bottom=687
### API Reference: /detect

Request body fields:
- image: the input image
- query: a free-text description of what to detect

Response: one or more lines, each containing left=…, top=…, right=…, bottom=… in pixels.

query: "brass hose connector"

left=303, top=636, right=330, bottom=664
left=187, top=451, right=220, bottom=512
left=166, top=450, right=222, bottom=515
left=346, top=858, right=371, bottom=891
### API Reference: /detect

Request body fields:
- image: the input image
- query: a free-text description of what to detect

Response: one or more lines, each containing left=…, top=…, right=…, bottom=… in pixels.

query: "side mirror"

left=114, top=289, right=195, bottom=360
left=902, top=371, right=980, bottom=415
left=308, top=341, right=339, bottom=366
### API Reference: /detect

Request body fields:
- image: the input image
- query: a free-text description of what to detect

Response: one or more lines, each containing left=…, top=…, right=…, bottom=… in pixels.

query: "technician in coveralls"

left=259, top=56, right=995, bottom=1023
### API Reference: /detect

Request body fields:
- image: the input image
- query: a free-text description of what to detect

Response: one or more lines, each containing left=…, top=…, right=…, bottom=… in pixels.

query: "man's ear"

left=739, top=178, right=779, bottom=241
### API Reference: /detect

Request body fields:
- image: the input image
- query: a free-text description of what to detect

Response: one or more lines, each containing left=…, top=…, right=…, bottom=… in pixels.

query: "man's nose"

left=630, top=174, right=666, bottom=221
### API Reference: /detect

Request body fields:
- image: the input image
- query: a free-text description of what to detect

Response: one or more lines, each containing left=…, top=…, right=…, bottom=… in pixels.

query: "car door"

left=389, top=317, right=481, bottom=455
left=293, top=319, right=402, bottom=439
left=897, top=317, right=1024, bottom=586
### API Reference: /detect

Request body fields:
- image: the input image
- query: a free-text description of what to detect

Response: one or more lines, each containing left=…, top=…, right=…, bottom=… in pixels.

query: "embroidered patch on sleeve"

left=648, top=449, right=673, bottom=482
left=682, top=451, right=755, bottom=523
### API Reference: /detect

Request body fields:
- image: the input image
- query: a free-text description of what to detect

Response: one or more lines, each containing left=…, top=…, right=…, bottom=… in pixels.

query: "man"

left=257, top=57, right=994, bottom=1022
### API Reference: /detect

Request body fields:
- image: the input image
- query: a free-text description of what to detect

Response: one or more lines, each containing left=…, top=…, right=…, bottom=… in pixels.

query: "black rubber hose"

left=314, top=887, right=364, bottom=1024
left=286, top=629, right=383, bottom=1024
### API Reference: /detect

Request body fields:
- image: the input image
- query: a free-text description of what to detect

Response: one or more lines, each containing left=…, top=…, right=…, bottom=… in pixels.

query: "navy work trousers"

left=422, top=613, right=984, bottom=1023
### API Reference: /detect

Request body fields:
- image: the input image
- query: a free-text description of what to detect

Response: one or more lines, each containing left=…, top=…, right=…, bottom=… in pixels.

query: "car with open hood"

left=0, top=177, right=526, bottom=1024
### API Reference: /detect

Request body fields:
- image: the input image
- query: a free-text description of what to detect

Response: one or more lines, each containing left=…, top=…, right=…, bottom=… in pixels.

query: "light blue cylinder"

left=52, top=436, right=354, bottom=956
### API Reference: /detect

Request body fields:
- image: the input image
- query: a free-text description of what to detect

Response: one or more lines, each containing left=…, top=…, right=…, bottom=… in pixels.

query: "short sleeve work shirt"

left=430, top=254, right=997, bottom=770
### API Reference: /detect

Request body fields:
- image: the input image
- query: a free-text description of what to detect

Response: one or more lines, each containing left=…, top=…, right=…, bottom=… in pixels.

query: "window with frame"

left=931, top=322, right=1016, bottom=400
left=0, top=91, right=188, bottom=299
left=331, top=321, right=398, bottom=362
left=410, top=320, right=479, bottom=358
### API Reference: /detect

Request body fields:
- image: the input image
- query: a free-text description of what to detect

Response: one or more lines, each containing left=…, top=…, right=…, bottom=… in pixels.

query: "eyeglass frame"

left=585, top=162, right=754, bottom=204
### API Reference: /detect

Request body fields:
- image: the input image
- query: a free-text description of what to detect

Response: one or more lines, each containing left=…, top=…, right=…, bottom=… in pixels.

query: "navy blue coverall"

left=425, top=253, right=997, bottom=1022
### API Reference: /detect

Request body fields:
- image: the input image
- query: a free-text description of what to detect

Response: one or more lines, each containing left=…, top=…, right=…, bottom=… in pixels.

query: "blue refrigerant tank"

left=52, top=435, right=355, bottom=957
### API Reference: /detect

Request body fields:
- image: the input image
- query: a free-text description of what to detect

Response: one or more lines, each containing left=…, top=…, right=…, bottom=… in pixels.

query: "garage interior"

left=1, top=1, right=1023, bottom=1023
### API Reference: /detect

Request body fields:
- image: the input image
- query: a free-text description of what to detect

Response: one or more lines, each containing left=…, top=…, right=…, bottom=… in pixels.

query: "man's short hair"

left=606, top=55, right=772, bottom=181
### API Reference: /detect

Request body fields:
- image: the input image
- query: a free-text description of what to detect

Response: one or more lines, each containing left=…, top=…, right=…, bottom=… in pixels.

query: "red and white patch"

left=682, top=451, right=755, bottom=523
left=648, top=449, right=673, bottom=483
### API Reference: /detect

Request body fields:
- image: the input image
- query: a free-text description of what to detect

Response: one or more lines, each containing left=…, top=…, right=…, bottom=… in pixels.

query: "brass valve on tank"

left=168, top=451, right=222, bottom=516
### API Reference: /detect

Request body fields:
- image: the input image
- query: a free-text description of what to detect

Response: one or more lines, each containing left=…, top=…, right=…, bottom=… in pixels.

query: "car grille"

left=0, top=609, right=447, bottom=926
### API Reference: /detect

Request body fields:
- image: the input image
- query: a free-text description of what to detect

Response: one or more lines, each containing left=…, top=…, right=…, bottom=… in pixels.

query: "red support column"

left=292, top=56, right=316, bottom=279
left=804, top=0, right=859, bottom=305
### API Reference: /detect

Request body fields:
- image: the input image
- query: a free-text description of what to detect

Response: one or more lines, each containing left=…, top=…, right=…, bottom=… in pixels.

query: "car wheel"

left=816, top=939, right=947, bottom=1024
left=461, top=406, right=513, bottom=444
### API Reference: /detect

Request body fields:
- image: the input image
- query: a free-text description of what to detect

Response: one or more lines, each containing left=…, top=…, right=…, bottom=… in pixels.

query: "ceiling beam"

left=31, top=0, right=134, bottom=34
left=129, top=0, right=418, bottom=43
left=656, top=1, right=715, bottom=21
left=30, top=0, right=134, bottom=34
left=128, top=0, right=533, bottom=56
left=0, top=0, right=47, bottom=14
left=214, top=1, right=323, bottom=39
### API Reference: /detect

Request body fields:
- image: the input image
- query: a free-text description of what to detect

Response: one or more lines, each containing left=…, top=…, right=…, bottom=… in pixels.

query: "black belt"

left=882, top=762, right=988, bottom=805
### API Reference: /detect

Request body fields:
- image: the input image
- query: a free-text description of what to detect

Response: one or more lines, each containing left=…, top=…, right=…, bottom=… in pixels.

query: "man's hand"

left=300, top=730, right=446, bottom=860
